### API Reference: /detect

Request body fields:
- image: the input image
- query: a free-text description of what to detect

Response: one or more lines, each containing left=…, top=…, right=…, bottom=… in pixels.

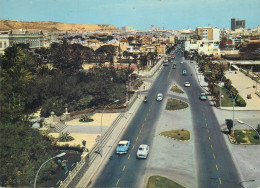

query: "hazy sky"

left=0, top=0, right=259, bottom=30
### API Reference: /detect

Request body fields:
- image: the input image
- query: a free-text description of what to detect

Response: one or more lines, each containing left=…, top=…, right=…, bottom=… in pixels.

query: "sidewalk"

left=192, top=61, right=260, bottom=111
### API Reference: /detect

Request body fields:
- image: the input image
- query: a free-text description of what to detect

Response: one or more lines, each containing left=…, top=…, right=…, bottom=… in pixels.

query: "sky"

left=0, top=0, right=259, bottom=30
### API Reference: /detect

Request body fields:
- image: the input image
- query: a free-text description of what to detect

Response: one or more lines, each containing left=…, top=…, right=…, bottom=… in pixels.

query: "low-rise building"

left=0, top=30, right=44, bottom=55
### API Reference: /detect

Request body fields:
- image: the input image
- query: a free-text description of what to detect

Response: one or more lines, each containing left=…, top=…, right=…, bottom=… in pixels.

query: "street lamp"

left=221, top=86, right=251, bottom=137
left=34, top=152, right=66, bottom=188
left=100, top=99, right=119, bottom=156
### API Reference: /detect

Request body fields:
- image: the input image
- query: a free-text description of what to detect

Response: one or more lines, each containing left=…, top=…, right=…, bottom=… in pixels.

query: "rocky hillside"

left=0, top=20, right=119, bottom=31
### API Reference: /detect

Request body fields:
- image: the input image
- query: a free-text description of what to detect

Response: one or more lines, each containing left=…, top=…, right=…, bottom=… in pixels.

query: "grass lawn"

left=166, top=99, right=188, bottom=110
left=234, top=130, right=260, bottom=144
left=160, top=129, right=190, bottom=141
left=171, top=85, right=184, bottom=94
left=147, top=176, right=185, bottom=188
left=218, top=86, right=245, bottom=107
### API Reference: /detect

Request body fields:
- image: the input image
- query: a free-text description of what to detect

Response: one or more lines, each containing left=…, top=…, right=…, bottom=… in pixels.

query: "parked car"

left=200, top=93, right=207, bottom=100
left=136, top=144, right=149, bottom=159
left=116, top=141, right=130, bottom=154
left=184, top=82, right=190, bottom=87
left=156, top=93, right=163, bottom=101
left=182, top=70, right=187, bottom=75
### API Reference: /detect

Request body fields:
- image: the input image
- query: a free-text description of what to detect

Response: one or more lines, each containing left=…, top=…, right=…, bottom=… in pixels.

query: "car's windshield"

left=139, top=148, right=144, bottom=150
left=118, top=144, right=126, bottom=147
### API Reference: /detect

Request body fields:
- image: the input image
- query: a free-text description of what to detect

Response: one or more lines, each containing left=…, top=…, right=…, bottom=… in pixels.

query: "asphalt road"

left=91, top=46, right=241, bottom=188
left=174, top=48, right=241, bottom=187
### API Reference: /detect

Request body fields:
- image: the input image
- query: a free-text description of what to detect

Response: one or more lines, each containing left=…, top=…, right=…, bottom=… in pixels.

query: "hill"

left=0, top=20, right=119, bottom=32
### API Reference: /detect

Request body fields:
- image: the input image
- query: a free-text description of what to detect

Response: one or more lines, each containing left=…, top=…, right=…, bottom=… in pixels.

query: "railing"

left=58, top=111, right=125, bottom=187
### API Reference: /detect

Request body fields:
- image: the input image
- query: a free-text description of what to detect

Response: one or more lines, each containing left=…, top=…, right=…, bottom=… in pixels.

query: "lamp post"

left=34, top=152, right=66, bottom=188
left=100, top=99, right=119, bottom=156
left=221, top=87, right=251, bottom=137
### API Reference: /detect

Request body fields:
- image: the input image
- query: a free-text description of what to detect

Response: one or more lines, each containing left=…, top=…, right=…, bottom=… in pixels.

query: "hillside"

left=0, top=20, right=119, bottom=32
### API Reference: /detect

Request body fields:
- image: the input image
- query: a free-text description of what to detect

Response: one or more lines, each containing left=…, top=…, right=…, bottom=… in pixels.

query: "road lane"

left=92, top=58, right=174, bottom=187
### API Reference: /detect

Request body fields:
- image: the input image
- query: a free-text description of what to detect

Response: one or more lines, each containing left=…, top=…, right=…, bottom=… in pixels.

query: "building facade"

left=231, top=18, right=246, bottom=31
left=0, top=30, right=44, bottom=55
left=195, top=27, right=220, bottom=42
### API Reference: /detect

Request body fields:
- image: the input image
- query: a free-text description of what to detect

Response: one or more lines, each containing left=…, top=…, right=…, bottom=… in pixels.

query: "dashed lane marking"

left=209, top=136, right=211, bottom=140
left=211, top=145, right=213, bottom=149
left=139, top=130, right=142, bottom=134
left=122, top=165, right=126, bottom=171
left=136, top=137, right=139, bottom=141
left=207, top=129, right=210, bottom=133
left=142, top=123, right=144, bottom=127
left=116, top=178, right=120, bottom=186
left=206, top=123, right=208, bottom=127
left=216, top=165, right=218, bottom=170
left=213, top=153, right=215, bottom=159
left=128, top=154, right=131, bottom=159
left=132, top=145, right=135, bottom=149
left=219, top=178, right=222, bottom=184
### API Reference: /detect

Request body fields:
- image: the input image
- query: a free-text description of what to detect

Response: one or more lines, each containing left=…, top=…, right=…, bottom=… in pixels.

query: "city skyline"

left=0, top=0, right=259, bottom=30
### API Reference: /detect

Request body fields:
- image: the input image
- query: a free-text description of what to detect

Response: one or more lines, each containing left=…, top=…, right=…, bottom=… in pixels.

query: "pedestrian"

left=58, top=159, right=61, bottom=169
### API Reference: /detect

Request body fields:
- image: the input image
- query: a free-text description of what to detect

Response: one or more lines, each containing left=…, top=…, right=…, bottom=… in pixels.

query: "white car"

left=136, top=144, right=149, bottom=159
left=156, top=93, right=163, bottom=101
left=184, top=82, right=190, bottom=87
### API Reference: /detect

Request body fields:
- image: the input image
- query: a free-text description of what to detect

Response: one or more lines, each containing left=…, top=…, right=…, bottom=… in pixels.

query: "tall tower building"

left=231, top=18, right=246, bottom=31
left=231, top=18, right=236, bottom=31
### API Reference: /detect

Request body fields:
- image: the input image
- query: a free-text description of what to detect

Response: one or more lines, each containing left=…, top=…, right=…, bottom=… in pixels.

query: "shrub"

left=226, top=119, right=233, bottom=134
left=236, top=96, right=246, bottom=107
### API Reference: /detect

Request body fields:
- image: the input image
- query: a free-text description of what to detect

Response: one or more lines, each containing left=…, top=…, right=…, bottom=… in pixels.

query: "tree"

left=1, top=44, right=38, bottom=122
left=226, top=119, right=233, bottom=134
left=0, top=121, right=58, bottom=187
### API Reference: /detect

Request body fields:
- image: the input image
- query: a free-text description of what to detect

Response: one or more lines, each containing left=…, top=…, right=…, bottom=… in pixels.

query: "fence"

left=59, top=112, right=124, bottom=188
left=58, top=93, right=138, bottom=187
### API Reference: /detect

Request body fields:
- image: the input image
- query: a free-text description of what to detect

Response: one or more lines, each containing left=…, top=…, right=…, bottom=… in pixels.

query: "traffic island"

left=146, top=175, right=185, bottom=188
left=233, top=130, right=260, bottom=145
left=171, top=85, right=184, bottom=94
left=159, top=129, right=190, bottom=141
left=166, top=99, right=188, bottom=110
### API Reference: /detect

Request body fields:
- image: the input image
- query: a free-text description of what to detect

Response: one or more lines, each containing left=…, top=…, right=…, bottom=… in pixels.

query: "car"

left=184, top=82, right=190, bottom=87
left=156, top=93, right=163, bottom=101
left=172, top=64, right=176, bottom=69
left=136, top=144, right=149, bottom=159
left=182, top=70, right=187, bottom=75
left=180, top=61, right=184, bottom=64
left=116, top=141, right=130, bottom=154
left=200, top=93, right=207, bottom=100
left=163, top=62, right=169, bottom=66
